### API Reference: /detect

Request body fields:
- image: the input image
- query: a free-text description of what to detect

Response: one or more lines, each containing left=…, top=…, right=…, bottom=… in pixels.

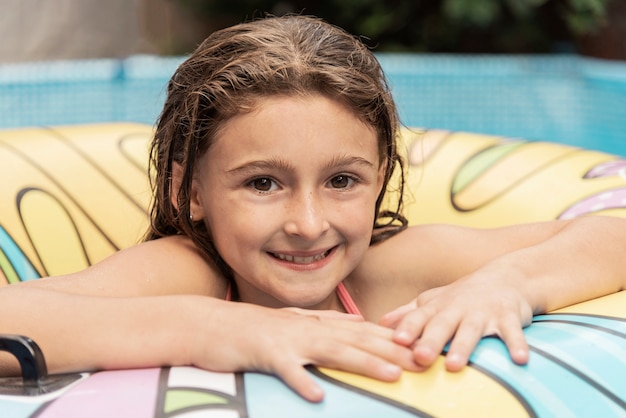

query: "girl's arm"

left=377, top=216, right=626, bottom=371
left=0, top=236, right=418, bottom=402
left=0, top=289, right=417, bottom=402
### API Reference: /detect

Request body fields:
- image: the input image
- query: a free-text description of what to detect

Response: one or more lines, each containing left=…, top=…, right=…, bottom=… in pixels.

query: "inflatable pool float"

left=0, top=123, right=624, bottom=417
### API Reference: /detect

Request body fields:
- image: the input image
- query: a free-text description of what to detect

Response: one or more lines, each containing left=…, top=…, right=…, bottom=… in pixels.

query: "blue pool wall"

left=0, top=54, right=625, bottom=156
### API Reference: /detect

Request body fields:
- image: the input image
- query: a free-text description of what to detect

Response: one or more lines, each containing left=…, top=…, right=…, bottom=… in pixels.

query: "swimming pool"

left=1, top=54, right=625, bottom=156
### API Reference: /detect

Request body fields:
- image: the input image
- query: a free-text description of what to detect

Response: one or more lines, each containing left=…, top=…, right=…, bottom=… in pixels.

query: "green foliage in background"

left=178, top=0, right=613, bottom=53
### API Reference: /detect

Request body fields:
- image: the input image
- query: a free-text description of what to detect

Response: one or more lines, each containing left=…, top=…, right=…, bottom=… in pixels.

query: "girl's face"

left=191, top=95, right=384, bottom=310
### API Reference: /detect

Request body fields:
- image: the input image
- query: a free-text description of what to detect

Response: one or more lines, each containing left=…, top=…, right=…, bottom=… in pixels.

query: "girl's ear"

left=171, top=162, right=205, bottom=221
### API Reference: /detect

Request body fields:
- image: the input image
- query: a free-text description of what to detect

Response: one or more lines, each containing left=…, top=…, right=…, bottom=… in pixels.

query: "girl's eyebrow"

left=225, top=155, right=375, bottom=176
left=324, top=155, right=376, bottom=170
left=225, top=157, right=296, bottom=176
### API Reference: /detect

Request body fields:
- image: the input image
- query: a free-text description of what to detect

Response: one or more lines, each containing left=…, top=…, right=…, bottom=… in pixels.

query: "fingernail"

left=447, top=353, right=461, bottom=365
left=394, top=331, right=411, bottom=343
left=308, top=385, right=324, bottom=401
left=384, top=364, right=401, bottom=377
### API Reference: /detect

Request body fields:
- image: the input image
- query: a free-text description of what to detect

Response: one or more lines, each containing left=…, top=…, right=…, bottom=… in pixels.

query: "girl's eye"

left=328, top=175, right=355, bottom=189
left=249, top=177, right=277, bottom=192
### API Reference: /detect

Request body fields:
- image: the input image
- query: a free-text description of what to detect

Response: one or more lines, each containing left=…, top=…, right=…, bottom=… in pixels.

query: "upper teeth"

left=274, top=251, right=328, bottom=264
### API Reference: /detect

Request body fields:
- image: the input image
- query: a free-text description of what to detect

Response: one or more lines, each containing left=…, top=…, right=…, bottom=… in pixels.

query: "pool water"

left=380, top=55, right=626, bottom=156
left=1, top=54, right=625, bottom=156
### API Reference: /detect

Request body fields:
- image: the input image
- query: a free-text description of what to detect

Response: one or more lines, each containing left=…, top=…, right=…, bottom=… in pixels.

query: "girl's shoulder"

left=105, top=235, right=230, bottom=297
left=29, top=235, right=229, bottom=299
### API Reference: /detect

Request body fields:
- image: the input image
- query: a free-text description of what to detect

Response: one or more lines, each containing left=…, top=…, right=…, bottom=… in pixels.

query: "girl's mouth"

left=269, top=248, right=334, bottom=264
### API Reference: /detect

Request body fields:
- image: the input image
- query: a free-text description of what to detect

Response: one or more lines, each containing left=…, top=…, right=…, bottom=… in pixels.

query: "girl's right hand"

left=187, top=300, right=419, bottom=402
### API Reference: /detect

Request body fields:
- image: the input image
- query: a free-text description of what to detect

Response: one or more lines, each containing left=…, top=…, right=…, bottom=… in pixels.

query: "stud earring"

left=189, top=213, right=193, bottom=222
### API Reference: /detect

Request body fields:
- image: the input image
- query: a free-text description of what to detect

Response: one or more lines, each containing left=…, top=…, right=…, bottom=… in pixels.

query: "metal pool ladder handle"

left=0, top=334, right=81, bottom=396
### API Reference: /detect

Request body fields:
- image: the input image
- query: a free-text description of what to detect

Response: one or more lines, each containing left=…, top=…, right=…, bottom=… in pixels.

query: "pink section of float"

left=38, top=368, right=160, bottom=417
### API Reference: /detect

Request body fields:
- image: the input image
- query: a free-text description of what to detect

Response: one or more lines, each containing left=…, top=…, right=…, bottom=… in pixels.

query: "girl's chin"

left=233, top=275, right=339, bottom=309
left=275, top=289, right=338, bottom=310
left=259, top=280, right=342, bottom=310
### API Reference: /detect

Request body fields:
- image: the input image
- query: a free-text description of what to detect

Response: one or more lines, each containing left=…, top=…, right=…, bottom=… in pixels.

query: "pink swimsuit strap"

left=336, top=282, right=362, bottom=316
left=225, top=282, right=363, bottom=317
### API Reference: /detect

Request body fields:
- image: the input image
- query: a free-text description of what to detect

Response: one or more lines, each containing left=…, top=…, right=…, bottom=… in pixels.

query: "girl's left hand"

left=378, top=274, right=533, bottom=371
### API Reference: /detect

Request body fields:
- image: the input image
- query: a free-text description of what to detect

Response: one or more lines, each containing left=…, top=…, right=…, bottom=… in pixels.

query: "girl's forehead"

left=219, top=95, right=375, bottom=144
left=217, top=93, right=374, bottom=131
left=202, top=95, right=380, bottom=170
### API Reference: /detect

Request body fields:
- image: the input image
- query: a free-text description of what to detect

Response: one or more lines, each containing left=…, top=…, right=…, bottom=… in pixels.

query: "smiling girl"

left=1, top=15, right=625, bottom=402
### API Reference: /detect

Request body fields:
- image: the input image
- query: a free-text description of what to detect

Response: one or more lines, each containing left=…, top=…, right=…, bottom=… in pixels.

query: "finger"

left=322, top=318, right=396, bottom=339
left=314, top=311, right=364, bottom=321
left=443, top=315, right=486, bottom=371
left=284, top=307, right=364, bottom=321
left=378, top=300, right=416, bottom=328
left=389, top=307, right=430, bottom=346
left=328, top=322, right=424, bottom=371
left=308, top=342, right=404, bottom=382
left=410, top=312, right=461, bottom=367
left=320, top=322, right=423, bottom=372
left=273, top=360, right=325, bottom=402
left=497, top=314, right=530, bottom=365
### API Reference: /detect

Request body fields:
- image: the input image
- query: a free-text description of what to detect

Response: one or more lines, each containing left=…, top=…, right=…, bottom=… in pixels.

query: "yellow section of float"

left=0, top=123, right=152, bottom=280
left=320, top=357, right=530, bottom=417
left=397, top=128, right=626, bottom=226
left=554, top=290, right=626, bottom=317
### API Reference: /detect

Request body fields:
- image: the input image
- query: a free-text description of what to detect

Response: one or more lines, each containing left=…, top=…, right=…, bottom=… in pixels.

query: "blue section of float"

left=0, top=400, right=41, bottom=417
left=466, top=316, right=626, bottom=418
left=528, top=317, right=626, bottom=398
left=244, top=371, right=423, bottom=418
left=0, top=225, right=40, bottom=281
left=533, top=313, right=626, bottom=335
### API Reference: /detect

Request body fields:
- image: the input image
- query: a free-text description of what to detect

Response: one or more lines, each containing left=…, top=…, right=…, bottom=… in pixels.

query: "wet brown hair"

left=146, top=15, right=407, bottom=278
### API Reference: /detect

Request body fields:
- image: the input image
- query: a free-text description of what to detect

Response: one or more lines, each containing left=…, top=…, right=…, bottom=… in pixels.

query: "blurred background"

left=1, top=0, right=624, bottom=61
left=0, top=0, right=625, bottom=154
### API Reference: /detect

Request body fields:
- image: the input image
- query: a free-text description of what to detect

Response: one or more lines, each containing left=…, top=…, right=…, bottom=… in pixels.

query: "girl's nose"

left=283, top=192, right=330, bottom=240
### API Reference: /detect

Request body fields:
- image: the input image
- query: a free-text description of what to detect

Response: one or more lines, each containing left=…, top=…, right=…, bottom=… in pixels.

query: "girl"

left=1, top=15, right=625, bottom=402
